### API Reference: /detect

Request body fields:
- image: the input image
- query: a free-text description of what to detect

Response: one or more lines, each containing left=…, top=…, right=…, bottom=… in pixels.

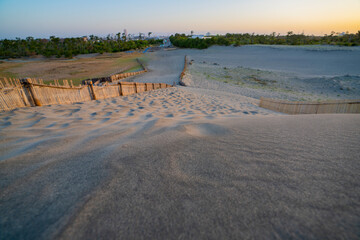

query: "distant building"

left=190, top=35, right=211, bottom=39
left=82, top=36, right=88, bottom=42
left=191, top=35, right=205, bottom=39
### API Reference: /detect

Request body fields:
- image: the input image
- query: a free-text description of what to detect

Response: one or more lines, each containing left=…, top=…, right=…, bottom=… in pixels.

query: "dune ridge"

left=1, top=46, right=360, bottom=239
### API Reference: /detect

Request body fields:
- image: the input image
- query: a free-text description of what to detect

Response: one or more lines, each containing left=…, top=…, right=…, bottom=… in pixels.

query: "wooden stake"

left=118, top=82, right=123, bottom=96
left=88, top=82, right=97, bottom=100
left=22, top=78, right=42, bottom=106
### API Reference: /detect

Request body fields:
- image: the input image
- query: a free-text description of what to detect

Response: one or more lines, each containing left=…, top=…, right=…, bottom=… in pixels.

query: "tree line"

left=170, top=31, right=360, bottom=49
left=0, top=35, right=163, bottom=59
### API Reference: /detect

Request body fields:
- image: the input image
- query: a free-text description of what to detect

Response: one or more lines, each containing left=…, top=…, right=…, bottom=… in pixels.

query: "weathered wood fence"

left=259, top=97, right=360, bottom=114
left=82, top=58, right=148, bottom=85
left=0, top=78, right=172, bottom=111
left=179, top=55, right=188, bottom=86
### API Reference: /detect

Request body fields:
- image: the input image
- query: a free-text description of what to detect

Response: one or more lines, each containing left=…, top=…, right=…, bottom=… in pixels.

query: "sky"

left=0, top=0, right=359, bottom=39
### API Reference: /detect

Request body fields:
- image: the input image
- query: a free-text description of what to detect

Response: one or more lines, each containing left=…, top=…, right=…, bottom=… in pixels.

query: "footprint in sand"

left=0, top=121, right=12, bottom=129
left=101, top=118, right=110, bottom=123
left=60, top=123, right=70, bottom=128
left=23, top=117, right=46, bottom=128
left=65, top=108, right=80, bottom=117
left=46, top=123, right=57, bottom=128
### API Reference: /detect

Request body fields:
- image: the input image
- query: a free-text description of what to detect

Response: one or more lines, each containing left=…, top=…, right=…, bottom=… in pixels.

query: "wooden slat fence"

left=83, top=58, right=148, bottom=85
left=259, top=97, right=360, bottom=114
left=179, top=55, right=188, bottom=86
left=0, top=78, right=172, bottom=111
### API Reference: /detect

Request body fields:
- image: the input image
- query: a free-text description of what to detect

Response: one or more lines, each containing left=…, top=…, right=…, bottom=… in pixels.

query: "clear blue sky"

left=0, top=0, right=359, bottom=39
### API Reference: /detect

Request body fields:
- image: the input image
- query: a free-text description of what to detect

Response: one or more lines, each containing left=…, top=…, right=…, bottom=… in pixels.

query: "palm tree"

left=148, top=32, right=152, bottom=38
left=116, top=32, right=121, bottom=41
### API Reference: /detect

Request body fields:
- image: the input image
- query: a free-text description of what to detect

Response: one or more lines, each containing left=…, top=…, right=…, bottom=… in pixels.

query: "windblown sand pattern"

left=1, top=46, right=360, bottom=239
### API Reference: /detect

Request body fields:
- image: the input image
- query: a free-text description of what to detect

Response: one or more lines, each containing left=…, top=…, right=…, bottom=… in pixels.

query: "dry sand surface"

left=1, top=46, right=360, bottom=239
left=183, top=46, right=360, bottom=101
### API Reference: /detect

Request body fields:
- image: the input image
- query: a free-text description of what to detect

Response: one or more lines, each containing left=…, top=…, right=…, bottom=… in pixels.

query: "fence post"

left=259, top=97, right=263, bottom=108
left=88, top=82, right=97, bottom=100
left=118, top=82, right=123, bottom=96
left=21, top=78, right=42, bottom=107
left=315, top=104, right=320, bottom=114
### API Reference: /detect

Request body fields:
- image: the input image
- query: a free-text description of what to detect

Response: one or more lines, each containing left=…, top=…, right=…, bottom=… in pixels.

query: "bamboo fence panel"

left=179, top=55, right=188, bottom=86
left=109, top=70, right=146, bottom=82
left=136, top=83, right=146, bottom=93
left=121, top=82, right=137, bottom=96
left=0, top=78, right=32, bottom=110
left=0, top=87, right=31, bottom=110
left=31, top=84, right=92, bottom=106
left=154, top=83, right=161, bottom=90
left=93, top=84, right=121, bottom=100
left=85, top=58, right=147, bottom=85
left=0, top=77, right=172, bottom=111
left=259, top=97, right=360, bottom=114
left=146, top=83, right=154, bottom=91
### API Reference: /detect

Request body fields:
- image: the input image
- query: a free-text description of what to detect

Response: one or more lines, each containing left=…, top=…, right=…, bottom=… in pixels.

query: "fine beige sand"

left=1, top=47, right=360, bottom=239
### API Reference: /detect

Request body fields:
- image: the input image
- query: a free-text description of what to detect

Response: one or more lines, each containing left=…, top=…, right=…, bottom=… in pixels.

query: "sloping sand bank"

left=1, top=46, right=360, bottom=239
left=1, top=87, right=359, bottom=239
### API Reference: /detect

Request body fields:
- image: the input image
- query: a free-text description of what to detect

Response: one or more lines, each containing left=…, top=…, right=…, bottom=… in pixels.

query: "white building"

left=191, top=35, right=205, bottom=39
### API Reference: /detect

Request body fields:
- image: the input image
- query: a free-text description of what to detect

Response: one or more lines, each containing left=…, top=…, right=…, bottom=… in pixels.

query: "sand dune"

left=1, top=46, right=360, bottom=239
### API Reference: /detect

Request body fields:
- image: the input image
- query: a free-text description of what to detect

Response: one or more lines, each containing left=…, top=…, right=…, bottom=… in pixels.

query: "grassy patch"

left=123, top=65, right=143, bottom=73
left=0, top=53, right=147, bottom=86
left=0, top=63, right=23, bottom=79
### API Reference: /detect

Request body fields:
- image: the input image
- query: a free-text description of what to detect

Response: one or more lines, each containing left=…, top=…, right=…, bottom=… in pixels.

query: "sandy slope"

left=1, top=47, right=360, bottom=239
left=129, top=51, right=186, bottom=85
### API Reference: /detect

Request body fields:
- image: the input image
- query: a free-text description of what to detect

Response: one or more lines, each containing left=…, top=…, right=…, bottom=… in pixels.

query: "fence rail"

left=0, top=78, right=172, bottom=111
left=259, top=97, right=360, bottom=114
left=82, top=58, right=148, bottom=85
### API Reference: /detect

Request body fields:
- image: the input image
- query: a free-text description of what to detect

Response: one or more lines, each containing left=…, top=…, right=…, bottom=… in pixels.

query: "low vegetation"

left=0, top=52, right=144, bottom=85
left=0, top=35, right=163, bottom=59
left=170, top=31, right=360, bottom=49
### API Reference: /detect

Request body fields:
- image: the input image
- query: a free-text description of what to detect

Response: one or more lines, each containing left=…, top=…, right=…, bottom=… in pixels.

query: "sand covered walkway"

left=1, top=46, right=360, bottom=239
left=130, top=50, right=188, bottom=85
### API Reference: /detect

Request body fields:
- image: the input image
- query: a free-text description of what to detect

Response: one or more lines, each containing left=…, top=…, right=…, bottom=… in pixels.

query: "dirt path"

left=131, top=50, right=187, bottom=85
